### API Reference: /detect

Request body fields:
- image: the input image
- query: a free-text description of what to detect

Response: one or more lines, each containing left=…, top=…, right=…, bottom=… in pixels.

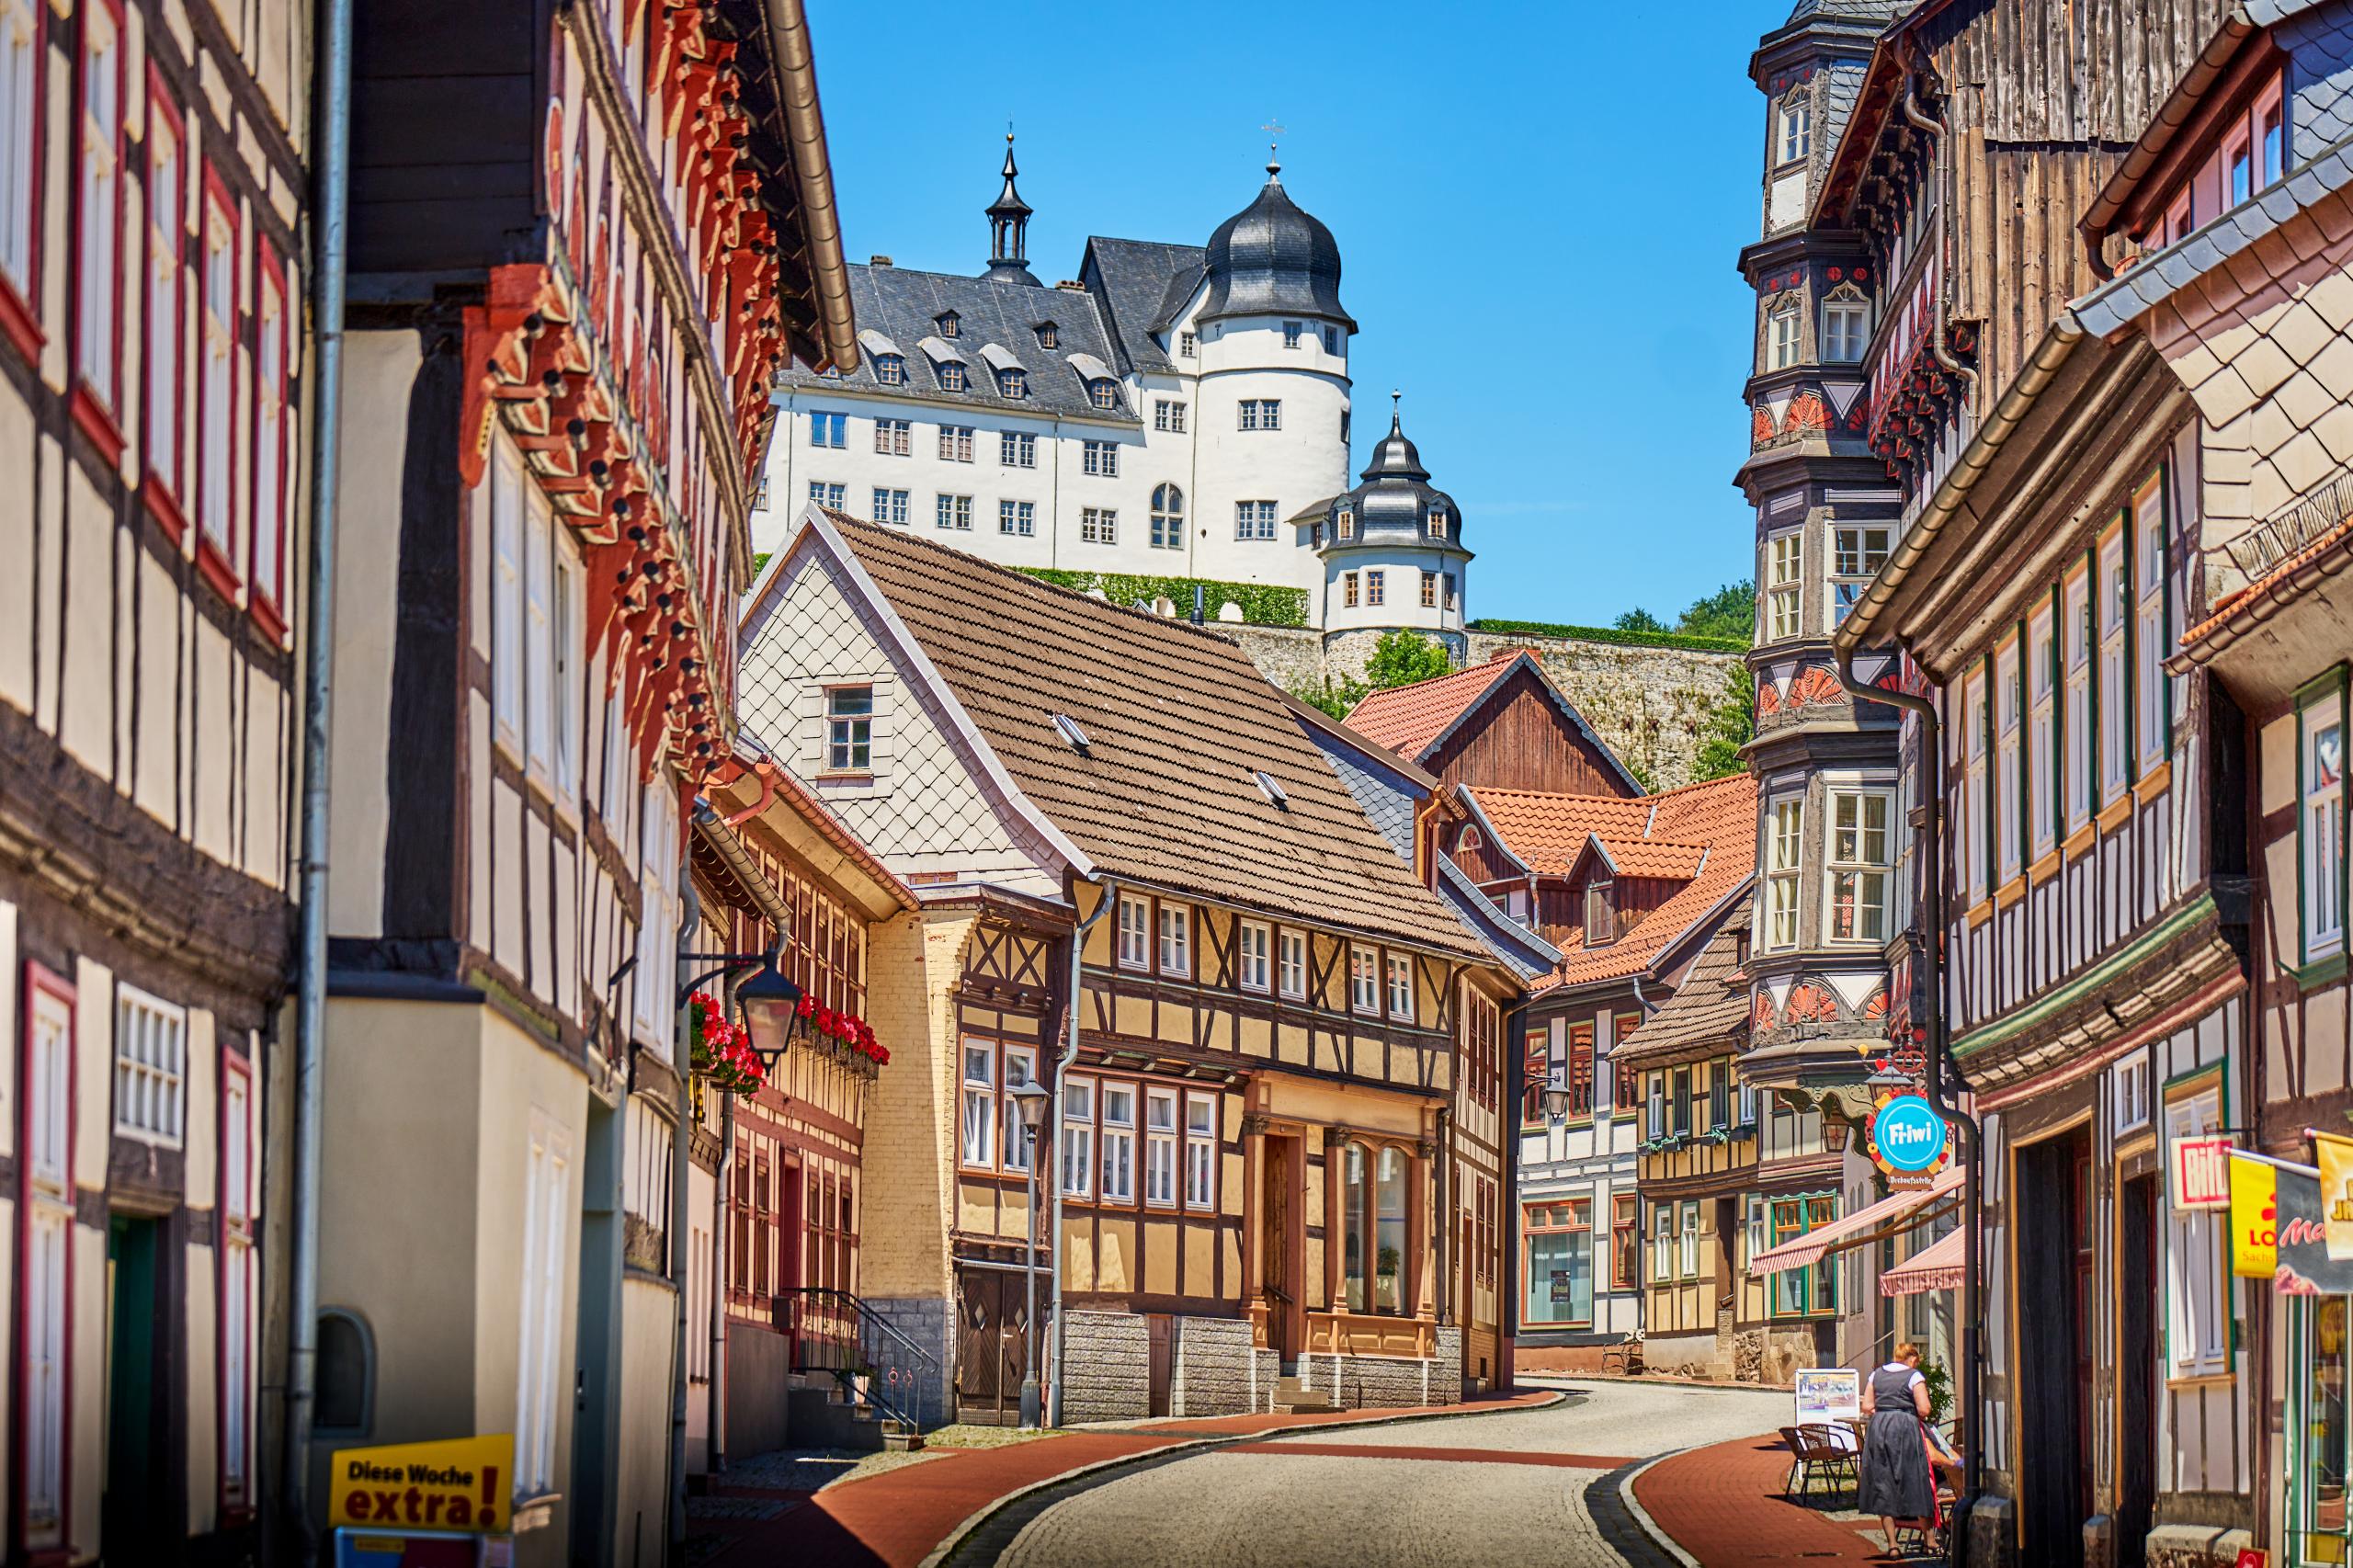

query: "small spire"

left=1262, top=116, right=1285, bottom=182
left=984, top=128, right=1037, bottom=284
left=1391, top=388, right=1403, bottom=432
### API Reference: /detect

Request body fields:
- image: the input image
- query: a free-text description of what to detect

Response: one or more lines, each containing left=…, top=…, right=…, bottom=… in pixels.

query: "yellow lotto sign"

left=2318, top=1132, right=2353, bottom=1261
left=2229, top=1152, right=2279, bottom=1279
left=328, top=1434, right=515, bottom=1534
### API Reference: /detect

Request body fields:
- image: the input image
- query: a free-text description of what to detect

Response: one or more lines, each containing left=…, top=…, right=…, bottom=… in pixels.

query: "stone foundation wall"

left=1641, top=1331, right=1720, bottom=1381
left=1290, top=1338, right=1462, bottom=1411
left=2141, top=1524, right=2252, bottom=1568
left=1757, top=1326, right=1823, bottom=1386
left=1171, top=1316, right=1267, bottom=1417
left=863, top=1295, right=952, bottom=1430
left=1059, top=1309, right=1151, bottom=1425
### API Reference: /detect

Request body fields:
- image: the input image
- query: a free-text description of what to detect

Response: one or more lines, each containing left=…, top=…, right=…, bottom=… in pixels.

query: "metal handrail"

left=779, top=1287, right=941, bottom=1432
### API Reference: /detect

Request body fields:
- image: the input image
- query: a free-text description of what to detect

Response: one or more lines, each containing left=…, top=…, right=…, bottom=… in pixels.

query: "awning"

left=1881, top=1227, right=1966, bottom=1297
left=1745, top=1165, right=1964, bottom=1278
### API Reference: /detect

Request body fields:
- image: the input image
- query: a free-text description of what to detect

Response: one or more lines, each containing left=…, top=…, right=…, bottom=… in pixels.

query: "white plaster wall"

left=1187, top=312, right=1350, bottom=602
left=1322, top=542, right=1471, bottom=636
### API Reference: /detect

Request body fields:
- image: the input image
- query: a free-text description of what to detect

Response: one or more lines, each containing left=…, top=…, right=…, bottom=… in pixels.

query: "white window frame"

left=1349, top=945, right=1380, bottom=1015
left=1653, top=1204, right=1673, bottom=1283
left=1117, top=893, right=1151, bottom=971
left=1082, top=439, right=1119, bottom=477
left=23, top=972, right=73, bottom=1546
left=524, top=480, right=554, bottom=778
left=1278, top=929, right=1307, bottom=999
left=1779, top=95, right=1811, bottom=163
left=0, top=0, right=38, bottom=296
left=1679, top=1199, right=1700, bottom=1279
left=935, top=493, right=972, bottom=531
left=825, top=685, right=873, bottom=773
left=1764, top=798, right=1802, bottom=949
left=1157, top=902, right=1191, bottom=978
left=1062, top=1075, right=1095, bottom=1199
left=1767, top=531, right=1802, bottom=641
left=1001, top=1044, right=1038, bottom=1174
left=810, top=410, right=847, bottom=448
left=1151, top=484, right=1184, bottom=550
left=938, top=424, right=974, bottom=461
left=199, top=180, right=237, bottom=574
left=873, top=487, right=909, bottom=526
left=1000, top=429, right=1037, bottom=467
left=74, top=5, right=120, bottom=408
left=515, top=1116, right=572, bottom=1499
left=1822, top=298, right=1868, bottom=362
left=492, top=437, right=526, bottom=750
left=2029, top=601, right=2057, bottom=861
left=145, top=96, right=183, bottom=496
left=2064, top=564, right=2092, bottom=833
left=1081, top=506, right=1117, bottom=544
left=632, top=777, right=682, bottom=1056
left=873, top=416, right=912, bottom=456
left=1824, top=788, right=1892, bottom=946
left=2135, top=476, right=2169, bottom=778
left=2302, top=676, right=2347, bottom=965
left=1239, top=398, right=1281, bottom=431
left=1239, top=921, right=1271, bottom=993
left=1100, top=1082, right=1136, bottom=1202
left=1184, top=1093, right=1217, bottom=1210
left=2099, top=527, right=2130, bottom=803
left=998, top=499, right=1035, bottom=537
left=1235, top=499, right=1278, bottom=540
left=1143, top=1087, right=1179, bottom=1209
left=961, top=1040, right=997, bottom=1168
left=1768, top=302, right=1801, bottom=369
left=1386, top=953, right=1415, bottom=1022
left=2165, top=1078, right=2232, bottom=1377
left=1995, top=637, right=2022, bottom=885
left=1830, top=524, right=1888, bottom=626
left=114, top=982, right=188, bottom=1146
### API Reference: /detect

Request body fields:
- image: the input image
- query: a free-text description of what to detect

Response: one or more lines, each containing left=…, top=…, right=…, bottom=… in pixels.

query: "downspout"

left=668, top=883, right=701, bottom=1564
left=1499, top=992, right=1530, bottom=1387
left=283, top=0, right=352, bottom=1545
left=1434, top=1103, right=1452, bottom=1326
left=1834, top=642, right=1984, bottom=1517
left=1904, top=78, right=1979, bottom=398
left=1046, top=876, right=1118, bottom=1430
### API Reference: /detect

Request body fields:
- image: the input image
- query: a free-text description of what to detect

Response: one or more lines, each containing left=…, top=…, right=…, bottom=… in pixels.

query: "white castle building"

left=759, top=140, right=1471, bottom=637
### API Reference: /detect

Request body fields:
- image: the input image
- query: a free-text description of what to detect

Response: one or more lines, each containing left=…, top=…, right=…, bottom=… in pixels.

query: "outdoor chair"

left=1780, top=1422, right=1859, bottom=1502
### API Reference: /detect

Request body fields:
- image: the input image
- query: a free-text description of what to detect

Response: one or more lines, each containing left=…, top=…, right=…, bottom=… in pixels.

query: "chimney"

left=870, top=255, right=893, bottom=267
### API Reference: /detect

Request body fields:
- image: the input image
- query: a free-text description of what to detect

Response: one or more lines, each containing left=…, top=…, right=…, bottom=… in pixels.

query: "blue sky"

left=803, top=0, right=1778, bottom=628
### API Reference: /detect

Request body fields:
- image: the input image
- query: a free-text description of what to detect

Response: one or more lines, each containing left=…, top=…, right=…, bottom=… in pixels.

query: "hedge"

left=1017, top=568, right=1310, bottom=629
left=1468, top=618, right=1748, bottom=654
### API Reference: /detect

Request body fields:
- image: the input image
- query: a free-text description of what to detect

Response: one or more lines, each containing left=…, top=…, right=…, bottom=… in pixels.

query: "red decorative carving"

left=1755, top=681, right=1782, bottom=716
left=1751, top=406, right=1777, bottom=448
left=1783, top=392, right=1828, bottom=437
left=1787, top=665, right=1845, bottom=707
left=1783, top=983, right=1838, bottom=1025
left=1860, top=988, right=1887, bottom=1020
left=1751, top=991, right=1778, bottom=1032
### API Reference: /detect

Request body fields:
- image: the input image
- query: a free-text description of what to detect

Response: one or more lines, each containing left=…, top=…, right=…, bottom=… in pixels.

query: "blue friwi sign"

left=1870, top=1094, right=1951, bottom=1186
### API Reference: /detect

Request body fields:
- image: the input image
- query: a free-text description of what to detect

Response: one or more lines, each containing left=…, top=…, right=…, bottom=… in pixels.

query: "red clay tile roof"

left=1342, top=654, right=1521, bottom=757
left=2179, top=512, right=2353, bottom=654
left=819, top=512, right=1489, bottom=959
left=1591, top=837, right=1710, bottom=881
left=1471, top=773, right=1758, bottom=991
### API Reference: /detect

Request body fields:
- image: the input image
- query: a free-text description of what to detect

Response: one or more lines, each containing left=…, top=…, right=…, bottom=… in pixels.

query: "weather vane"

left=1262, top=117, right=1285, bottom=172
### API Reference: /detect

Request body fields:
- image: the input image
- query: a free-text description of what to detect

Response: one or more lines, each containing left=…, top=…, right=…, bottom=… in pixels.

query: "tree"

left=1296, top=630, right=1452, bottom=722
left=1691, top=664, right=1756, bottom=781
left=1614, top=607, right=1669, bottom=633
left=1677, top=580, right=1756, bottom=643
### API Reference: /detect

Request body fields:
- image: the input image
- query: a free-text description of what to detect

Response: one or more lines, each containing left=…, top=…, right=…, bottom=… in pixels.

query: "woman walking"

left=1857, top=1342, right=1936, bottom=1557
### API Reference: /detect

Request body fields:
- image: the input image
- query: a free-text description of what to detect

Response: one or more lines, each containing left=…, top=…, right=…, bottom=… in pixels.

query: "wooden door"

left=1146, top=1313, right=1174, bottom=1417
left=2116, top=1175, right=2159, bottom=1567
left=1263, top=1137, right=1297, bottom=1358
left=955, top=1269, right=1029, bottom=1425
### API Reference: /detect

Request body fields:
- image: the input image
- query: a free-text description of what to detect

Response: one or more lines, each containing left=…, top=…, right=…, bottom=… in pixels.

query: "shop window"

left=1525, top=1200, right=1593, bottom=1326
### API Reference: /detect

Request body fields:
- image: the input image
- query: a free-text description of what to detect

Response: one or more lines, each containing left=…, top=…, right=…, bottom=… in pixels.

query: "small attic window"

left=1336, top=507, right=1356, bottom=541
left=1052, top=713, right=1090, bottom=752
left=1035, top=321, right=1058, bottom=349
left=937, top=312, right=961, bottom=338
left=1088, top=380, right=1118, bottom=412
left=997, top=368, right=1028, bottom=399
left=1253, top=770, right=1290, bottom=810
left=1428, top=508, right=1449, bottom=540
left=874, top=354, right=906, bottom=386
left=1460, top=825, right=1483, bottom=858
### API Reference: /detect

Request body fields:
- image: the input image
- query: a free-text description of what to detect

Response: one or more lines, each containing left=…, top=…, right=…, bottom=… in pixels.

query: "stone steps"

left=1270, top=1375, right=1334, bottom=1415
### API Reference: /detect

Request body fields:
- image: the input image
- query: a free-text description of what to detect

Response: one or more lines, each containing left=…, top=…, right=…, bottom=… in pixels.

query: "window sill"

left=252, top=591, right=289, bottom=647
left=2295, top=951, right=2348, bottom=993
left=2133, top=761, right=2173, bottom=805
left=0, top=276, right=41, bottom=368
left=2063, top=823, right=2098, bottom=859
left=194, top=534, right=244, bottom=608
left=2097, top=794, right=2135, bottom=834
left=813, top=771, right=874, bottom=786
left=143, top=473, right=190, bottom=547
left=1964, top=899, right=1995, bottom=931
left=70, top=384, right=129, bottom=470
left=1995, top=876, right=2028, bottom=912
left=2028, top=848, right=2063, bottom=888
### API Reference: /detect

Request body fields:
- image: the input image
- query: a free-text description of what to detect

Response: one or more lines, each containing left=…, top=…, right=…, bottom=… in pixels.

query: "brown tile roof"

left=2178, top=512, right=2353, bottom=655
left=821, top=512, right=1488, bottom=958
left=1593, top=837, right=1710, bottom=881
left=1342, top=653, right=1521, bottom=756
left=1612, top=895, right=1751, bottom=1070
left=1473, top=773, right=1758, bottom=992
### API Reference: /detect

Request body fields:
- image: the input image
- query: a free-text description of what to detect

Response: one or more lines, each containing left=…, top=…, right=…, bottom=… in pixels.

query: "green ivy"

left=1469, top=618, right=1748, bottom=654
left=1017, top=569, right=1310, bottom=629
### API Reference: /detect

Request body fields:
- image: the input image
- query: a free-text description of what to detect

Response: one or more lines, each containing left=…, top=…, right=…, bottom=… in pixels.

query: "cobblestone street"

left=986, top=1381, right=1790, bottom=1568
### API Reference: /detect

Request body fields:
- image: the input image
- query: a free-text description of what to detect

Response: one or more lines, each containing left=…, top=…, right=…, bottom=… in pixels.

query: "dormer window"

left=1336, top=507, right=1355, bottom=541
left=1088, top=379, right=1117, bottom=412
left=1585, top=879, right=1616, bottom=946
left=937, top=312, right=960, bottom=338
left=940, top=362, right=967, bottom=392
left=997, top=368, right=1027, bottom=399
left=874, top=353, right=906, bottom=386
left=1324, top=326, right=1340, bottom=353
left=1179, top=331, right=1197, bottom=358
left=1283, top=321, right=1303, bottom=348
left=1428, top=509, right=1449, bottom=540
left=1460, top=825, right=1483, bottom=858
left=1035, top=321, right=1058, bottom=349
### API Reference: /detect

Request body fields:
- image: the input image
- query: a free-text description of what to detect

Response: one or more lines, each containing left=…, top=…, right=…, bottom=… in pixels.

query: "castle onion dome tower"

left=1196, top=157, right=1355, bottom=331
left=1317, top=395, right=1471, bottom=651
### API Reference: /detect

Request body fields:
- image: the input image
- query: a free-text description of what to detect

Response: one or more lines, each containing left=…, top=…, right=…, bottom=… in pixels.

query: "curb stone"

left=915, top=1391, right=1568, bottom=1568
left=1616, top=1450, right=1703, bottom=1568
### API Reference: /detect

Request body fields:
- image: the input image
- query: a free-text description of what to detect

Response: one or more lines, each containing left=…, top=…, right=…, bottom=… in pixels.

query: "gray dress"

left=1857, top=1363, right=1934, bottom=1517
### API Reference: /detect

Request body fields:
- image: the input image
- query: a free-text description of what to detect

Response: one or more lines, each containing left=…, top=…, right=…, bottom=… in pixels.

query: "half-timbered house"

left=310, top=0, right=852, bottom=1556
left=0, top=0, right=308, bottom=1552
left=738, top=506, right=1519, bottom=1424
left=1343, top=649, right=1642, bottom=806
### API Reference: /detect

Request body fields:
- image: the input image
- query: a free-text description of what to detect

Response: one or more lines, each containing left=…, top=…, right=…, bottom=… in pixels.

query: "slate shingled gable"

left=796, top=506, right=1490, bottom=959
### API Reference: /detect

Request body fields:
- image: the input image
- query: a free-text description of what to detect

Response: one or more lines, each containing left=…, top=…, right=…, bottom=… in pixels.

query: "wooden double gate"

left=955, top=1267, right=1032, bottom=1426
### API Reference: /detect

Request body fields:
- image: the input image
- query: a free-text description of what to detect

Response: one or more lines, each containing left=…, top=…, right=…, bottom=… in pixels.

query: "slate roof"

left=820, top=510, right=1489, bottom=957
left=1471, top=774, right=1759, bottom=992
left=1612, top=895, right=1753, bottom=1070
left=777, top=264, right=1141, bottom=426
left=1081, top=237, right=1206, bottom=377
left=1197, top=171, right=1354, bottom=331
left=1341, top=652, right=1642, bottom=792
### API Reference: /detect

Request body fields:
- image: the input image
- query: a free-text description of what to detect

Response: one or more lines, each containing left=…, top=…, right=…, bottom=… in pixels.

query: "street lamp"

left=1542, top=1081, right=1574, bottom=1124
left=733, top=960, right=806, bottom=1070
left=1821, top=1116, right=1852, bottom=1153
left=1012, top=1080, right=1052, bottom=1429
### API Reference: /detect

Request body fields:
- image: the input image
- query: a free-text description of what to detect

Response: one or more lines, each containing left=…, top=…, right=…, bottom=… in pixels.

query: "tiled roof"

left=1592, top=836, right=1711, bottom=881
left=1613, top=895, right=1752, bottom=1070
left=1341, top=651, right=1641, bottom=791
left=1080, top=236, right=1204, bottom=378
left=1473, top=774, right=1759, bottom=991
left=820, top=510, right=1489, bottom=958
left=2179, top=510, right=2353, bottom=653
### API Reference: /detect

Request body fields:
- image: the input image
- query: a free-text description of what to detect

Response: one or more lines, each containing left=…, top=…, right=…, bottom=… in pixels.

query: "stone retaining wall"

left=1171, top=1315, right=1261, bottom=1417
left=863, top=1294, right=952, bottom=1430
left=1290, top=1331, right=1464, bottom=1411
left=1059, top=1309, right=1151, bottom=1425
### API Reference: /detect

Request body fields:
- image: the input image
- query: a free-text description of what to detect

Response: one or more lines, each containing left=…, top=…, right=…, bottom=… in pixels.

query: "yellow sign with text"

left=2230, top=1152, right=2279, bottom=1279
left=2319, top=1132, right=2353, bottom=1261
left=328, top=1434, right=515, bottom=1534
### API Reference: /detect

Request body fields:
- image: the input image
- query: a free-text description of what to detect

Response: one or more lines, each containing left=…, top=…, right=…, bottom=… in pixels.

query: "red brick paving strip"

left=1633, top=1433, right=1888, bottom=1565
left=1223, top=1440, right=1637, bottom=1469
left=691, top=1389, right=1558, bottom=1568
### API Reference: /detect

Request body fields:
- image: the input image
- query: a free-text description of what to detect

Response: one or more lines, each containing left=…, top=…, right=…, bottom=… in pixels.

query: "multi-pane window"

left=1822, top=299, right=1868, bottom=362
left=938, top=362, right=967, bottom=392
left=2029, top=604, right=2057, bottom=859
left=0, top=0, right=36, bottom=301
left=1100, top=1084, right=1136, bottom=1201
left=1779, top=96, right=1811, bottom=162
left=874, top=417, right=911, bottom=455
left=1444, top=573, right=1459, bottom=611
left=1184, top=1094, right=1217, bottom=1209
left=254, top=251, right=290, bottom=618
left=808, top=481, right=845, bottom=508
left=2064, top=566, right=2092, bottom=831
left=1350, top=946, right=1379, bottom=1014
left=872, top=487, right=909, bottom=526
left=1646, top=1073, right=1666, bottom=1139
left=1151, top=484, right=1184, bottom=550
left=1087, top=378, right=1116, bottom=411
left=938, top=424, right=974, bottom=461
left=1118, top=893, right=1150, bottom=969
left=1082, top=506, right=1117, bottom=544
left=2099, top=528, right=2130, bottom=802
left=1679, top=1200, right=1701, bottom=1278
left=1585, top=879, right=1616, bottom=945
left=1001, top=429, right=1036, bottom=467
left=998, top=368, right=1029, bottom=399
left=1765, top=798, right=1802, bottom=949
left=825, top=686, right=873, bottom=771
left=1343, top=572, right=1359, bottom=609
left=1831, top=525, right=1888, bottom=624
left=1366, top=570, right=1385, bottom=607
left=960, top=1042, right=996, bottom=1166
left=74, top=5, right=120, bottom=409
left=1082, top=439, right=1119, bottom=476
left=1769, top=1197, right=1839, bottom=1315
left=1768, top=303, right=1801, bottom=369
left=199, top=181, right=238, bottom=573
left=1428, top=508, right=1449, bottom=539
left=998, top=500, right=1034, bottom=536
left=1158, top=903, right=1191, bottom=976
left=1961, top=663, right=1988, bottom=904
left=1421, top=572, right=1438, bottom=608
left=1001, top=1047, right=1037, bottom=1173
left=935, top=494, right=972, bottom=530
left=1336, top=507, right=1356, bottom=540
left=1283, top=321, right=1303, bottom=348
left=1826, top=790, right=1891, bottom=943
left=1652, top=1203, right=1674, bottom=1284
left=145, top=97, right=183, bottom=494
left=115, top=983, right=187, bottom=1145
left=1239, top=922, right=1271, bottom=992
left=2134, top=476, right=2169, bottom=777
left=1565, top=1025, right=1596, bottom=1118
left=1144, top=1088, right=1179, bottom=1207
left=1179, top=330, right=1196, bottom=358
left=1154, top=399, right=1187, bottom=433
left=516, top=1119, right=572, bottom=1498
left=1996, top=638, right=2023, bottom=884
left=937, top=312, right=960, bottom=338
left=1235, top=500, right=1278, bottom=540
left=810, top=411, right=847, bottom=448
left=1062, top=1077, right=1095, bottom=1199
left=1611, top=1195, right=1639, bottom=1290
left=874, top=353, right=905, bottom=385
left=2303, top=677, right=2347, bottom=964
left=1386, top=953, right=1414, bottom=1021
left=1767, top=532, right=1801, bottom=640
left=1612, top=1012, right=1643, bottom=1115
left=2165, top=1078, right=2232, bottom=1375
left=1279, top=929, right=1307, bottom=998
left=1238, top=398, right=1281, bottom=430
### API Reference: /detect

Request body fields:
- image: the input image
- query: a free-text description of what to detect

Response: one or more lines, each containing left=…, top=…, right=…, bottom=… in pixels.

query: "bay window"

left=1826, top=789, right=1890, bottom=943
left=2302, top=670, right=2347, bottom=967
left=1765, top=798, right=1802, bottom=949
left=1143, top=1087, right=1178, bottom=1206
left=1831, top=524, right=1889, bottom=622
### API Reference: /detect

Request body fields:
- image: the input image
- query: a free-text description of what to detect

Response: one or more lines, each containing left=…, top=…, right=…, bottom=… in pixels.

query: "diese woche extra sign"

left=329, top=1434, right=515, bottom=1534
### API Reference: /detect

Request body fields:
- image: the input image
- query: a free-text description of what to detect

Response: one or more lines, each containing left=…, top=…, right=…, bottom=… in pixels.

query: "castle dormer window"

left=1035, top=321, right=1058, bottom=349
left=1336, top=506, right=1355, bottom=541
left=1324, top=326, right=1340, bottom=354
left=874, top=353, right=906, bottom=385
left=1778, top=96, right=1811, bottom=165
left=937, top=312, right=960, bottom=338
left=940, top=362, right=967, bottom=392
left=1088, top=379, right=1117, bottom=412
left=997, top=368, right=1027, bottom=399
left=1428, top=509, right=1449, bottom=540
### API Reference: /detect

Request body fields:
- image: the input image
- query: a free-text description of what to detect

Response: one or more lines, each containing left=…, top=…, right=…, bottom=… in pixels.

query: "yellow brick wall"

left=856, top=908, right=974, bottom=1299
